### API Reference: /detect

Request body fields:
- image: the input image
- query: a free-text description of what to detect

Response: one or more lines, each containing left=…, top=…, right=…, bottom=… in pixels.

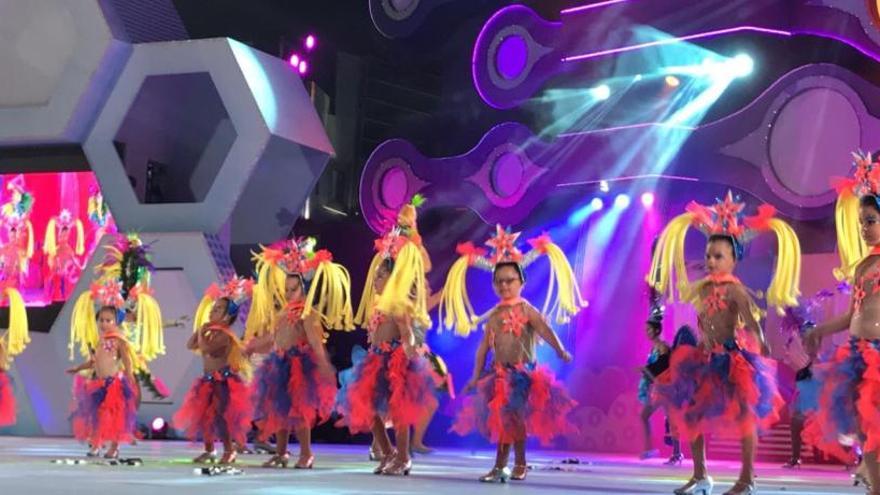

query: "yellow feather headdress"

left=192, top=276, right=254, bottom=380
left=246, top=237, right=354, bottom=339
left=830, top=150, right=880, bottom=280
left=439, top=224, right=588, bottom=337
left=646, top=190, right=801, bottom=315
left=70, top=233, right=164, bottom=362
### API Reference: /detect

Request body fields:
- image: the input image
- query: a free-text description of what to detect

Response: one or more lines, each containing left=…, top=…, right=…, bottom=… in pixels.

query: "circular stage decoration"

left=768, top=87, right=859, bottom=198
left=472, top=5, right=561, bottom=110
left=368, top=0, right=454, bottom=39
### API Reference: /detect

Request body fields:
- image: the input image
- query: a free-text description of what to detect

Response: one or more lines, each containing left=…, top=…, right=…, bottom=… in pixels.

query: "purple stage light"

left=562, top=26, right=791, bottom=63
left=640, top=192, right=655, bottom=208
left=298, top=60, right=308, bottom=75
left=289, top=53, right=300, bottom=67
left=561, top=0, right=631, bottom=15
left=305, top=35, right=316, bottom=50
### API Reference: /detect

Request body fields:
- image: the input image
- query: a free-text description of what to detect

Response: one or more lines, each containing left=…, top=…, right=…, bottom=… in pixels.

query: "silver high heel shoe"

left=479, top=466, right=511, bottom=483
left=674, top=476, right=714, bottom=495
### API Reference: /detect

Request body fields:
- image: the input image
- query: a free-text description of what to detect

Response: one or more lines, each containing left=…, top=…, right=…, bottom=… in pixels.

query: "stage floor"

left=0, top=436, right=865, bottom=494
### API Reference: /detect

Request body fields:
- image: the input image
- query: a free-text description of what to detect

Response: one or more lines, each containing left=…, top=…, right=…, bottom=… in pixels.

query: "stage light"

left=665, top=75, right=680, bottom=87
left=633, top=74, right=643, bottom=82
left=289, top=53, right=300, bottom=67
left=151, top=417, right=166, bottom=431
left=614, top=194, right=631, bottom=209
left=728, top=53, right=753, bottom=78
left=599, top=180, right=610, bottom=193
left=567, top=197, right=605, bottom=226
left=640, top=192, right=655, bottom=208
left=591, top=84, right=611, bottom=101
left=305, top=35, right=316, bottom=50
left=298, top=60, right=308, bottom=75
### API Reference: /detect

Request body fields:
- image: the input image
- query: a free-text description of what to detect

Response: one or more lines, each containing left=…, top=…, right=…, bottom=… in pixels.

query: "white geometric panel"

left=83, top=37, right=335, bottom=235
left=0, top=0, right=131, bottom=144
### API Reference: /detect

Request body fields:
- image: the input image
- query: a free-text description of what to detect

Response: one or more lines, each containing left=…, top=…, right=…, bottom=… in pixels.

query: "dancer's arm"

left=394, top=313, right=417, bottom=359
left=120, top=342, right=136, bottom=384
left=65, top=358, right=94, bottom=374
left=805, top=302, right=853, bottom=352
left=245, top=331, right=274, bottom=356
left=528, top=305, right=572, bottom=362
left=731, top=284, right=769, bottom=355
left=304, top=313, right=334, bottom=376
left=463, top=332, right=490, bottom=393
left=186, top=329, right=199, bottom=350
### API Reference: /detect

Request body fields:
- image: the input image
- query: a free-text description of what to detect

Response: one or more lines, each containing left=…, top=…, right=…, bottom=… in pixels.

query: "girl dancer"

left=0, top=286, right=29, bottom=428
left=638, top=305, right=675, bottom=461
left=649, top=190, right=801, bottom=495
left=337, top=198, right=437, bottom=476
left=43, top=209, right=85, bottom=301
left=174, top=276, right=254, bottom=465
left=804, top=151, right=880, bottom=494
left=441, top=225, right=585, bottom=482
left=67, top=234, right=165, bottom=458
left=246, top=237, right=353, bottom=468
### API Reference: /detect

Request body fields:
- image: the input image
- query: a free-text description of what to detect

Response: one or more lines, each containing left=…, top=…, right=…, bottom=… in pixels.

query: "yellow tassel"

left=193, top=295, right=215, bottom=333
left=3, top=288, right=29, bottom=357
left=43, top=218, right=57, bottom=257
left=128, top=345, right=147, bottom=374
left=439, top=256, right=478, bottom=337
left=245, top=247, right=288, bottom=339
left=540, top=241, right=588, bottom=324
left=69, top=292, right=98, bottom=359
left=75, top=219, right=85, bottom=256
left=304, top=261, right=355, bottom=331
left=375, top=242, right=431, bottom=329
left=245, top=258, right=281, bottom=339
left=834, top=191, right=868, bottom=281
left=763, top=218, right=801, bottom=313
left=354, top=253, right=383, bottom=326
left=136, top=292, right=165, bottom=361
left=646, top=212, right=694, bottom=302
left=244, top=282, right=271, bottom=340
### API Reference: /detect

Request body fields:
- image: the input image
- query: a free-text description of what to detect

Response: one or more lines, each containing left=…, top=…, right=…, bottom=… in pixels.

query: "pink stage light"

left=289, top=53, right=300, bottom=67
left=298, top=60, right=308, bottom=75
left=151, top=417, right=166, bottom=431
left=305, top=35, right=316, bottom=50
left=640, top=192, right=655, bottom=208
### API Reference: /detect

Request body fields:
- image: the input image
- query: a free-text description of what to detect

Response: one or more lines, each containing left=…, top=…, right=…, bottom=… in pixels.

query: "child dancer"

left=246, top=237, right=353, bottom=468
left=441, top=225, right=585, bottom=482
left=0, top=286, right=29, bottom=428
left=43, top=209, right=85, bottom=301
left=648, top=190, right=801, bottom=495
left=777, top=291, right=829, bottom=469
left=174, top=276, right=254, bottom=465
left=67, top=234, right=165, bottom=457
left=67, top=288, right=139, bottom=458
left=638, top=304, right=675, bottom=461
left=337, top=198, right=437, bottom=476
left=804, top=151, right=880, bottom=494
